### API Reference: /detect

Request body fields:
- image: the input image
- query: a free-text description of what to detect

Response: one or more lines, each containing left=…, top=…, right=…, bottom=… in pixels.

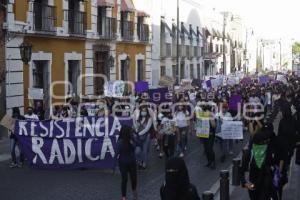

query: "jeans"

left=10, top=138, right=24, bottom=164
left=136, top=134, right=150, bottom=166
left=202, top=135, right=215, bottom=163
left=119, top=162, right=137, bottom=197
left=178, top=126, right=188, bottom=152
left=219, top=139, right=233, bottom=155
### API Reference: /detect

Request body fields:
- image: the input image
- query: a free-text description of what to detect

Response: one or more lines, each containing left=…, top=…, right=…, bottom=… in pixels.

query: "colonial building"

left=4, top=0, right=150, bottom=116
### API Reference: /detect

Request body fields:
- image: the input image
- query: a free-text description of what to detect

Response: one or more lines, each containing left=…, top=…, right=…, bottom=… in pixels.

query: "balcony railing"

left=120, top=20, right=134, bottom=41
left=98, top=17, right=117, bottom=39
left=66, top=9, right=86, bottom=36
left=33, top=3, right=56, bottom=32
left=138, top=24, right=149, bottom=42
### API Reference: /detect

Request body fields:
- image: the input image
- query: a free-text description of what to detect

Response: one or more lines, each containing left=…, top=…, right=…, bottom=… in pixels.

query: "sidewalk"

left=0, top=138, right=11, bottom=162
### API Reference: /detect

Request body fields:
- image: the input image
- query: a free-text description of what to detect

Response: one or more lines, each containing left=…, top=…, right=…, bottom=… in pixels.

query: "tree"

left=292, top=42, right=300, bottom=55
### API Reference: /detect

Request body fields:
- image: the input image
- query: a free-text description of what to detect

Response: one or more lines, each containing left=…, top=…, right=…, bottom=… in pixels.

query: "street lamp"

left=19, top=42, right=32, bottom=65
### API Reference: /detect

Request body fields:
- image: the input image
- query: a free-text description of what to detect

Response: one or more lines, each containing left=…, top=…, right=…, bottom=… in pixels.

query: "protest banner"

left=14, top=116, right=133, bottom=169
left=259, top=75, right=270, bottom=85
left=104, top=81, right=114, bottom=97
left=180, top=79, right=193, bottom=91
left=158, top=76, right=175, bottom=88
left=28, top=88, right=44, bottom=100
left=135, top=81, right=149, bottom=94
left=218, top=121, right=243, bottom=140
left=0, top=114, right=16, bottom=131
left=148, top=87, right=172, bottom=104
left=195, top=112, right=210, bottom=138
left=241, top=77, right=252, bottom=86
left=227, top=76, right=236, bottom=86
left=276, top=74, right=287, bottom=84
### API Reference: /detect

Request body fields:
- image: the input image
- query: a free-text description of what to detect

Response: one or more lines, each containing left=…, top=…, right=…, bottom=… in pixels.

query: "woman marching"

left=116, top=126, right=138, bottom=200
left=134, top=106, right=153, bottom=169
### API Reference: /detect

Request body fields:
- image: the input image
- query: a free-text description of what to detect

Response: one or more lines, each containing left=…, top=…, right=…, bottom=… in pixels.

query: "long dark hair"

left=119, top=125, right=134, bottom=153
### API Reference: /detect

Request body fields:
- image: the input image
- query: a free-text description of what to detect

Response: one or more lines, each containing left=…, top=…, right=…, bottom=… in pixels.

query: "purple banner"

left=259, top=75, right=269, bottom=85
left=148, top=87, right=172, bottom=104
left=241, top=77, right=252, bottom=86
left=135, top=81, right=149, bottom=93
left=229, top=95, right=242, bottom=111
left=14, top=117, right=132, bottom=169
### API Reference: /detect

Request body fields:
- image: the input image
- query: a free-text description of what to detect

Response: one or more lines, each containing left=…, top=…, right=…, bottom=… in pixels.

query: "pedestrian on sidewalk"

left=9, top=107, right=25, bottom=168
left=116, top=125, right=138, bottom=200
left=160, top=157, right=200, bottom=200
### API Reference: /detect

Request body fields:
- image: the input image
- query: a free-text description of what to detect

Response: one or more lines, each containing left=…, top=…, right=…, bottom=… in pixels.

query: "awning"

left=190, top=25, right=198, bottom=38
left=121, top=0, right=135, bottom=12
left=197, top=27, right=204, bottom=39
left=226, top=33, right=232, bottom=40
left=97, top=0, right=115, bottom=7
left=204, top=27, right=211, bottom=37
left=161, top=20, right=173, bottom=37
left=137, top=10, right=149, bottom=17
left=172, top=23, right=182, bottom=38
left=181, top=22, right=190, bottom=36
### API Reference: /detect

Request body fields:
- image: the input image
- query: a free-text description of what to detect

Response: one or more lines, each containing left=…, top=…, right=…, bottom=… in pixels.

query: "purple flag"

left=135, top=81, right=149, bottom=93
left=229, top=95, right=242, bottom=111
left=259, top=76, right=269, bottom=84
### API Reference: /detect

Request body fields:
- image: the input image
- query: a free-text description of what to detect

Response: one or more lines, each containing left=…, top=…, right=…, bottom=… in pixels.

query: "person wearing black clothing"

left=9, top=107, right=25, bottom=168
left=241, top=124, right=284, bottom=200
left=160, top=157, right=200, bottom=200
left=116, top=126, right=138, bottom=200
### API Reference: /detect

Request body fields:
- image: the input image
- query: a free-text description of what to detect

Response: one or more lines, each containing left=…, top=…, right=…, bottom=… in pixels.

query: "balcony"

left=66, top=9, right=86, bottom=36
left=120, top=20, right=134, bottom=41
left=33, top=3, right=56, bottom=32
left=138, top=24, right=149, bottom=42
left=98, top=17, right=117, bottom=39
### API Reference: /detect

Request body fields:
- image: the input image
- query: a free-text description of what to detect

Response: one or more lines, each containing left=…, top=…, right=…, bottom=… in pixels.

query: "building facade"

left=4, top=0, right=150, bottom=116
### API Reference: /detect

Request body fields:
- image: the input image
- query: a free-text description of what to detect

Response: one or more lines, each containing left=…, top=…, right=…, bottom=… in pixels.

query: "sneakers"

left=179, top=153, right=184, bottom=158
left=17, top=163, right=24, bottom=168
left=9, top=162, right=17, bottom=168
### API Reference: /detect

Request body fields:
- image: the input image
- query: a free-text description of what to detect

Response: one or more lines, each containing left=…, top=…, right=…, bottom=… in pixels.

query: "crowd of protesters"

left=7, top=71, right=300, bottom=200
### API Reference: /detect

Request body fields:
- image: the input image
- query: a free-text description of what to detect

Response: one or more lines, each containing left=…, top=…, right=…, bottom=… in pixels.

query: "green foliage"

left=292, top=42, right=300, bottom=54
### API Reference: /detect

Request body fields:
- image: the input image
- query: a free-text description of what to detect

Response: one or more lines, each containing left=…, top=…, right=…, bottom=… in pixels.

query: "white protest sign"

left=104, top=81, right=114, bottom=97
left=218, top=121, right=243, bottom=139
left=276, top=74, right=287, bottom=84
left=227, top=76, right=237, bottom=86
left=28, top=88, right=44, bottom=100
left=113, top=81, right=125, bottom=97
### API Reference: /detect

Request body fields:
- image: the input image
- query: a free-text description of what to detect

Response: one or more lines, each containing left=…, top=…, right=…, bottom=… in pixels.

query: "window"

left=166, top=43, right=171, bottom=57
left=33, top=62, right=44, bottom=88
left=197, top=64, right=201, bottom=79
left=190, top=64, right=194, bottom=79
left=161, top=66, right=166, bottom=76
left=137, top=60, right=145, bottom=81
left=94, top=50, right=109, bottom=95
left=68, top=60, right=80, bottom=95
left=120, top=60, right=128, bottom=81
left=215, top=44, right=219, bottom=53
left=172, top=65, right=177, bottom=77
left=98, top=7, right=106, bottom=35
left=180, top=62, right=185, bottom=80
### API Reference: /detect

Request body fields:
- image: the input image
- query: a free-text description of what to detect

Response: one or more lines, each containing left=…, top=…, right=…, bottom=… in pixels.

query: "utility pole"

left=279, top=39, right=282, bottom=69
left=176, top=0, right=180, bottom=84
left=222, top=12, right=227, bottom=75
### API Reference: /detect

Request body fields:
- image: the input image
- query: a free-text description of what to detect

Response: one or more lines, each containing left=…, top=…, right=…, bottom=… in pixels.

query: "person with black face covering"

left=160, top=157, right=200, bottom=200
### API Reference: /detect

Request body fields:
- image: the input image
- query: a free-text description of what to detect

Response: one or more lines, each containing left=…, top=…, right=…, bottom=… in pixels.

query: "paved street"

left=0, top=135, right=247, bottom=200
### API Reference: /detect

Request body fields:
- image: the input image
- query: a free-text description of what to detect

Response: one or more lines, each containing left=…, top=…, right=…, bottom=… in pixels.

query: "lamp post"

left=19, top=42, right=32, bottom=65
left=176, top=0, right=180, bottom=84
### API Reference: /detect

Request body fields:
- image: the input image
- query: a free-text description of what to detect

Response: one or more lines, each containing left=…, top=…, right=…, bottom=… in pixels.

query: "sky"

left=208, top=0, right=300, bottom=40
